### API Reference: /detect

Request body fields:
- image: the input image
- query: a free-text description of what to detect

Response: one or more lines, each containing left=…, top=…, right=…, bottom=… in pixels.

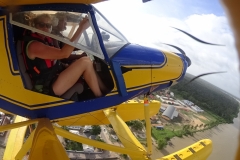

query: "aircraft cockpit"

left=9, top=5, right=125, bottom=101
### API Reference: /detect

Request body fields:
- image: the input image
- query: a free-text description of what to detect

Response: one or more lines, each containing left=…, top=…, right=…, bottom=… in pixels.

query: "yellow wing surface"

left=56, top=99, right=160, bottom=126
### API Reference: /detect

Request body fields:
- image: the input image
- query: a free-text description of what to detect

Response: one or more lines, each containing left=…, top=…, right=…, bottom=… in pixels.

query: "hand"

left=79, top=16, right=90, bottom=31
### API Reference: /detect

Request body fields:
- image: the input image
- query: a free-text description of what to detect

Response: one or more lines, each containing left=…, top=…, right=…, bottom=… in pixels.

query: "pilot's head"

left=33, top=14, right=52, bottom=33
left=54, top=12, right=67, bottom=32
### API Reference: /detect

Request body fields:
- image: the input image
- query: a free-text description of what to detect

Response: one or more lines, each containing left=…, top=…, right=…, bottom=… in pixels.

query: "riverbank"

left=151, top=114, right=240, bottom=160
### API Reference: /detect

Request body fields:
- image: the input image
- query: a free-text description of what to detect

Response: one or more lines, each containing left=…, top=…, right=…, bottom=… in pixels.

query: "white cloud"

left=95, top=2, right=240, bottom=98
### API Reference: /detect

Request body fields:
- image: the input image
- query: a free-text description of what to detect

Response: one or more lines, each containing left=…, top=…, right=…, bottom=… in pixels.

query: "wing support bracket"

left=103, top=108, right=150, bottom=159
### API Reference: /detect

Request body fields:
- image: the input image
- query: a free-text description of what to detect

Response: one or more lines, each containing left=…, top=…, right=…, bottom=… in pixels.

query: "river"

left=151, top=112, right=240, bottom=160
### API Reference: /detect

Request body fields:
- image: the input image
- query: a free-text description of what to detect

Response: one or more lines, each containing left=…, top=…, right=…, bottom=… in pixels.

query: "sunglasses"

left=37, top=22, right=52, bottom=29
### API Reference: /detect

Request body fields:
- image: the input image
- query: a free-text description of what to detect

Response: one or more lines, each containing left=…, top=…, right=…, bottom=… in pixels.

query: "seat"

left=16, top=41, right=83, bottom=100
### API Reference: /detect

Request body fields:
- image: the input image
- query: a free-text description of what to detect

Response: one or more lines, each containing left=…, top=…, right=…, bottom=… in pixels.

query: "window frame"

left=9, top=4, right=109, bottom=61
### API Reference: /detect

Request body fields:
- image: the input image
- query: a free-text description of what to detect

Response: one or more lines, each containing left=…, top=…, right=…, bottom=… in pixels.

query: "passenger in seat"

left=52, top=12, right=87, bottom=62
left=24, top=14, right=104, bottom=97
left=52, top=12, right=67, bottom=48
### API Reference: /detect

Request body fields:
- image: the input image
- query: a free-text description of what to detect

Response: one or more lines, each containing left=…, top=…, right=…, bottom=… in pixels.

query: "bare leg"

left=95, top=71, right=108, bottom=93
left=52, top=57, right=102, bottom=97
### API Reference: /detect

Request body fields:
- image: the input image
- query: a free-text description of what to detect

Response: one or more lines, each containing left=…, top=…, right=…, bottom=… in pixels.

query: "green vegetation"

left=152, top=118, right=224, bottom=149
left=120, top=154, right=128, bottom=159
left=91, top=125, right=101, bottom=135
left=61, top=126, right=83, bottom=151
left=65, top=139, right=83, bottom=151
left=170, top=73, right=239, bottom=123
left=126, top=120, right=143, bottom=131
left=133, top=73, right=239, bottom=151
left=96, top=135, right=105, bottom=143
left=157, top=138, right=167, bottom=149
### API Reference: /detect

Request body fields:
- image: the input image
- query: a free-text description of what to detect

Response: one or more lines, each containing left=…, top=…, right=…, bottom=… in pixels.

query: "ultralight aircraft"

left=0, top=0, right=238, bottom=159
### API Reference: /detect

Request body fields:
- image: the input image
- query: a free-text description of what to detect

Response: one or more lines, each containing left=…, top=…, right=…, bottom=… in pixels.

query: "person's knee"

left=75, top=57, right=92, bottom=67
left=52, top=86, right=63, bottom=96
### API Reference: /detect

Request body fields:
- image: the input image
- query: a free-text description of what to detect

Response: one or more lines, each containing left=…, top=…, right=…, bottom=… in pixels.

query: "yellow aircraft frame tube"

left=15, top=130, right=36, bottom=160
left=28, top=118, right=69, bottom=160
left=103, top=109, right=148, bottom=159
left=3, top=116, right=28, bottom=160
left=0, top=119, right=39, bottom=132
left=54, top=126, right=145, bottom=157
left=144, top=97, right=152, bottom=156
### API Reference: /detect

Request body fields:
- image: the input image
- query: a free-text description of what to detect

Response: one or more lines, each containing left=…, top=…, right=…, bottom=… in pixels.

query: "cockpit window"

left=93, top=7, right=129, bottom=58
left=10, top=11, right=104, bottom=59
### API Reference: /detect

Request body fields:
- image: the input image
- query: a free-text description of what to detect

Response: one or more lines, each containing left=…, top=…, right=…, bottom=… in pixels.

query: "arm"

left=61, top=53, right=87, bottom=64
left=66, top=53, right=87, bottom=60
left=28, top=17, right=90, bottom=60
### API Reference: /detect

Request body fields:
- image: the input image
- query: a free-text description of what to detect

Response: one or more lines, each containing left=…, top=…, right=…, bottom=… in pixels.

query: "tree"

left=204, top=124, right=208, bottom=128
left=65, top=139, right=83, bottom=151
left=120, top=154, right=128, bottom=159
left=126, top=121, right=133, bottom=126
left=96, top=136, right=105, bottom=143
left=131, top=120, right=143, bottom=131
left=157, top=138, right=167, bottom=149
left=169, top=73, right=239, bottom=123
left=183, top=125, right=190, bottom=131
left=91, top=125, right=101, bottom=135
left=62, top=126, right=69, bottom=131
left=194, top=124, right=198, bottom=130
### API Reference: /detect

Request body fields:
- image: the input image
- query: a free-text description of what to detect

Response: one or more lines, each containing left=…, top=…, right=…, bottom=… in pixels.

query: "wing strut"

left=144, top=96, right=152, bottom=157
left=103, top=108, right=149, bottom=159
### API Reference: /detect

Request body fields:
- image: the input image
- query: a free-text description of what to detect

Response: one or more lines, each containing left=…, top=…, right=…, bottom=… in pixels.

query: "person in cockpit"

left=52, top=12, right=67, bottom=48
left=23, top=13, right=105, bottom=98
left=52, top=12, right=67, bottom=37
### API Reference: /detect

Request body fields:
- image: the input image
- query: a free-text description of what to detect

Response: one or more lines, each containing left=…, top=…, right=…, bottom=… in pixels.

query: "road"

left=100, top=125, right=111, bottom=144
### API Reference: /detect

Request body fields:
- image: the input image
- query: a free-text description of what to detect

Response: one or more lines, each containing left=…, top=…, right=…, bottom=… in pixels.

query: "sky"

left=94, top=0, right=240, bottom=98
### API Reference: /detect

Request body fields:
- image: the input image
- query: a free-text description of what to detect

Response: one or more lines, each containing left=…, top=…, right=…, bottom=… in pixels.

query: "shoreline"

left=151, top=121, right=240, bottom=160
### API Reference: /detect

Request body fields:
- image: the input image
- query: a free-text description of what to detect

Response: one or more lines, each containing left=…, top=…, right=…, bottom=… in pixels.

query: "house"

left=162, top=106, right=178, bottom=120
left=150, top=115, right=159, bottom=123
left=160, top=107, right=166, bottom=113
left=191, top=105, right=204, bottom=113
left=156, top=126, right=164, bottom=130
left=170, top=92, right=174, bottom=97
left=173, top=102, right=180, bottom=106
left=69, top=130, right=79, bottom=135
left=111, top=135, right=118, bottom=140
left=177, top=100, right=186, bottom=106
left=83, top=125, right=92, bottom=133
left=83, top=144, right=94, bottom=153
left=162, top=97, right=169, bottom=100
left=67, top=126, right=82, bottom=130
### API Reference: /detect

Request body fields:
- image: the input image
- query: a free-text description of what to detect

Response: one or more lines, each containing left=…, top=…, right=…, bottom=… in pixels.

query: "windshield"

left=94, top=7, right=129, bottom=58
left=10, top=10, right=104, bottom=59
